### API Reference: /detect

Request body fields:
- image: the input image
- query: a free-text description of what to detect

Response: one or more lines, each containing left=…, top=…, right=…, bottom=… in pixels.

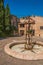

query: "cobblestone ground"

left=0, top=37, right=43, bottom=65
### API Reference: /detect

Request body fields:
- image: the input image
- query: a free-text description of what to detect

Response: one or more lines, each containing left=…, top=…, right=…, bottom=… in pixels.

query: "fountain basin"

left=4, top=40, right=43, bottom=60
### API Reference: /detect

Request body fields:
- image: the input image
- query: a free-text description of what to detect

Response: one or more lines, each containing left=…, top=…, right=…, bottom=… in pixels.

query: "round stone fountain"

left=4, top=40, right=43, bottom=60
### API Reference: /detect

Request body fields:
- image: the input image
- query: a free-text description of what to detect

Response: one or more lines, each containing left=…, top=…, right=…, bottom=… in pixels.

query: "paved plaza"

left=0, top=36, right=43, bottom=65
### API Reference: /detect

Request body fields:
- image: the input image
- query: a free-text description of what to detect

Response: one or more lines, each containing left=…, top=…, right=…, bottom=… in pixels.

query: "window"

left=20, top=24, right=24, bottom=27
left=40, top=26, right=43, bottom=30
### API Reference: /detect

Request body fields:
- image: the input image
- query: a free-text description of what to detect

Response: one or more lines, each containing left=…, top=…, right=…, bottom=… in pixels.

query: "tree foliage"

left=0, top=0, right=16, bottom=37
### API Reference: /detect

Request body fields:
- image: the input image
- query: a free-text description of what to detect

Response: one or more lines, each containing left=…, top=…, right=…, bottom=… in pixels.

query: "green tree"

left=0, top=0, right=16, bottom=37
left=5, top=4, right=16, bottom=36
left=5, top=4, right=11, bottom=35
left=0, top=0, right=5, bottom=32
left=5, top=4, right=10, bottom=26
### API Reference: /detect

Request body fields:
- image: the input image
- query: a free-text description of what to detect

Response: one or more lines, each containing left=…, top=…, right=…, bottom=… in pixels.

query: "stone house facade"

left=11, top=15, right=20, bottom=29
left=31, top=16, right=43, bottom=37
left=18, top=17, right=35, bottom=36
left=18, top=16, right=43, bottom=37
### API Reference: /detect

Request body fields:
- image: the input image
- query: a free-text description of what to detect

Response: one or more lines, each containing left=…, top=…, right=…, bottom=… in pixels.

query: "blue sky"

left=4, top=0, right=43, bottom=18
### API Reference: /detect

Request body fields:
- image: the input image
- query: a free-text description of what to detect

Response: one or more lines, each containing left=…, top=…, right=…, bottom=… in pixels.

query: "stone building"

left=31, top=16, right=43, bottom=37
left=18, top=16, right=43, bottom=37
left=10, top=15, right=20, bottom=35
left=11, top=15, right=20, bottom=29
left=18, top=17, right=35, bottom=36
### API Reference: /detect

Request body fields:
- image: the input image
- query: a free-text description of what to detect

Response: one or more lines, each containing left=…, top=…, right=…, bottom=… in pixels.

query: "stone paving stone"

left=0, top=37, right=43, bottom=65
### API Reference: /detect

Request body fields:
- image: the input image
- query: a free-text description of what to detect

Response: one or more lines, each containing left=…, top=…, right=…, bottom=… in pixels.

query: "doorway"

left=20, top=30, right=24, bottom=36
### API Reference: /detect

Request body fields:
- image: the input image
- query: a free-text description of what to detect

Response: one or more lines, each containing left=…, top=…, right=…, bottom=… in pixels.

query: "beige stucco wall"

left=18, top=24, right=26, bottom=35
left=18, top=16, right=43, bottom=37
left=31, top=16, right=43, bottom=37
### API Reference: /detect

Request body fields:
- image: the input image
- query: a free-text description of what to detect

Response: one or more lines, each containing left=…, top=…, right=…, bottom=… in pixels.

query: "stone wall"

left=18, top=16, right=43, bottom=37
left=31, top=16, right=43, bottom=37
